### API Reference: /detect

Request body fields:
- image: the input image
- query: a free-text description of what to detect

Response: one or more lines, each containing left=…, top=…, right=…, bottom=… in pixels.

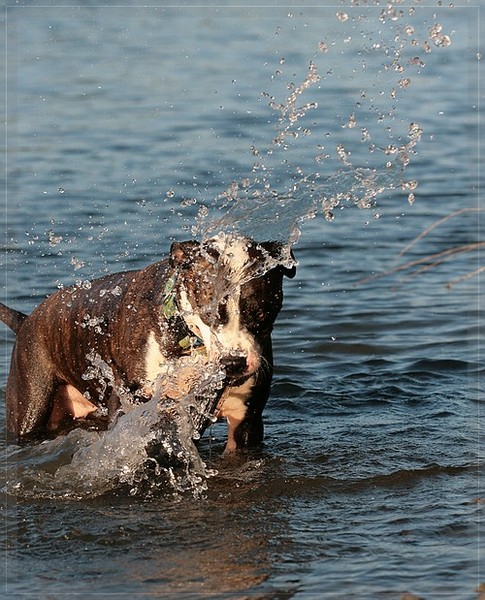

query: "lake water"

left=1, top=2, right=482, bottom=598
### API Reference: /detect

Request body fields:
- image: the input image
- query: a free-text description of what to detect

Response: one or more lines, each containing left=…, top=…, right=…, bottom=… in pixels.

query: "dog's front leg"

left=219, top=376, right=267, bottom=453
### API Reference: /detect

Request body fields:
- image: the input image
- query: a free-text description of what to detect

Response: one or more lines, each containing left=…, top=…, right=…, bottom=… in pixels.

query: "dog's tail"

left=0, top=302, right=27, bottom=334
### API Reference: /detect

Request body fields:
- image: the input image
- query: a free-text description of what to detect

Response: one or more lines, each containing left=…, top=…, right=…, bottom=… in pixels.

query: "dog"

left=1, top=235, right=295, bottom=452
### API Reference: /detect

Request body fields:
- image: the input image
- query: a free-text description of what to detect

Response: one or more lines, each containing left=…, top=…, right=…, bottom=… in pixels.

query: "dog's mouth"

left=179, top=314, right=260, bottom=382
left=220, top=351, right=250, bottom=380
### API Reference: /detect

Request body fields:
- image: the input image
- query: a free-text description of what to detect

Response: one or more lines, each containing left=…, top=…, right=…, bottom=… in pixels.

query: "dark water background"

left=1, top=3, right=482, bottom=599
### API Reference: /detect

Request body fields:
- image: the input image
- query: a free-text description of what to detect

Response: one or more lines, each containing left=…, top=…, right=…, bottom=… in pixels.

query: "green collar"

left=161, top=273, right=178, bottom=319
left=161, top=273, right=205, bottom=355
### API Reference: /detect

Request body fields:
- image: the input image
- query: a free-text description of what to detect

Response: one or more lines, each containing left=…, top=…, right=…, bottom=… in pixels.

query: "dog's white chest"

left=144, top=331, right=167, bottom=381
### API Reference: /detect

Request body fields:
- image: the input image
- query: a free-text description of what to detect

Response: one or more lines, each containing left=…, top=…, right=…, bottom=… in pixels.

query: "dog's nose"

left=221, top=354, right=247, bottom=378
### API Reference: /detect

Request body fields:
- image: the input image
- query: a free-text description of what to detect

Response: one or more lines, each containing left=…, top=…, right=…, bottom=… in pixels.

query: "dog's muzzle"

left=220, top=352, right=248, bottom=379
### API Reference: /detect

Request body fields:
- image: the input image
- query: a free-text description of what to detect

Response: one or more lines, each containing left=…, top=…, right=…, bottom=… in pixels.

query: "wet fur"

left=1, top=237, right=295, bottom=450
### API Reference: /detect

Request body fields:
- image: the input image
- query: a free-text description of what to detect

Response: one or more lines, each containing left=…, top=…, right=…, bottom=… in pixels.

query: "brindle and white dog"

left=0, top=235, right=295, bottom=451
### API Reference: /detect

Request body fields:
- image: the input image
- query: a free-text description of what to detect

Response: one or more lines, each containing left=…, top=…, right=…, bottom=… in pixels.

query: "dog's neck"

left=160, top=272, right=179, bottom=320
left=159, top=271, right=205, bottom=355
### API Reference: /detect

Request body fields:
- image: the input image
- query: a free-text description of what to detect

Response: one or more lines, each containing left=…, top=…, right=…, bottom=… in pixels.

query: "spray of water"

left=3, top=355, right=225, bottom=499
left=191, top=4, right=450, bottom=252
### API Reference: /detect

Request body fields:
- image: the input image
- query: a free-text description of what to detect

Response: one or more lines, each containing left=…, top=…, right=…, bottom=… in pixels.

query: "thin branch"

left=399, top=207, right=482, bottom=257
left=393, top=243, right=483, bottom=287
left=446, top=266, right=485, bottom=289
left=355, top=242, right=484, bottom=287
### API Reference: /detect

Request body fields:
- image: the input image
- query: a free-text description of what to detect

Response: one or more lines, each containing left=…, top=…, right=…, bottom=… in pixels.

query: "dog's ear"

left=169, top=241, right=200, bottom=269
left=281, top=256, right=297, bottom=279
left=259, top=241, right=297, bottom=279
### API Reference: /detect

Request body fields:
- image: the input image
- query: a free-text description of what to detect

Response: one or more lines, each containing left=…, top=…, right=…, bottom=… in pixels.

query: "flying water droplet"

left=48, top=230, right=63, bottom=246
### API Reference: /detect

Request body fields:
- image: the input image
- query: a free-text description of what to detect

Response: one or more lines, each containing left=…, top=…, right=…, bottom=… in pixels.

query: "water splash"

left=2, top=356, right=225, bottom=500
left=197, top=153, right=412, bottom=246
left=187, top=3, right=451, bottom=253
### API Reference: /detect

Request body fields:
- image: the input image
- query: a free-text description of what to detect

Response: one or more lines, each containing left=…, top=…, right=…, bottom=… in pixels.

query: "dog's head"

left=169, top=235, right=296, bottom=379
